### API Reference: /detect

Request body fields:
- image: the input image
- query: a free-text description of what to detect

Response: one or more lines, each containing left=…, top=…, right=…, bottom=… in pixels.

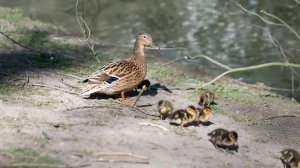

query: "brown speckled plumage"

left=80, top=33, right=155, bottom=98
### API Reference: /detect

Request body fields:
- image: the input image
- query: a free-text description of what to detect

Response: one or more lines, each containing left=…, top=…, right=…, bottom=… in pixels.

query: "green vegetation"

left=0, top=8, right=23, bottom=23
left=1, top=147, right=62, bottom=165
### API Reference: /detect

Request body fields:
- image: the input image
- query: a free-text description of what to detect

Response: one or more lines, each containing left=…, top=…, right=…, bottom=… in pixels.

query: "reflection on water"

left=0, top=0, right=300, bottom=100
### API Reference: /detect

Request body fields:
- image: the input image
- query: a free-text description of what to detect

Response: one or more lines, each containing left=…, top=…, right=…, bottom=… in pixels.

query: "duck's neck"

left=133, top=40, right=145, bottom=56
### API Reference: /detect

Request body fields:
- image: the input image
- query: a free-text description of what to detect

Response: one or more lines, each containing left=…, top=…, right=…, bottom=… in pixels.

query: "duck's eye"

left=143, top=35, right=147, bottom=38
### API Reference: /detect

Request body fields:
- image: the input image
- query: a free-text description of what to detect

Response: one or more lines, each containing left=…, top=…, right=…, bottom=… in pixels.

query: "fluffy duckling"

left=169, top=105, right=198, bottom=127
left=198, top=91, right=215, bottom=107
left=280, top=149, right=300, bottom=168
left=208, top=128, right=238, bottom=152
left=196, top=107, right=214, bottom=124
left=157, top=100, right=174, bottom=120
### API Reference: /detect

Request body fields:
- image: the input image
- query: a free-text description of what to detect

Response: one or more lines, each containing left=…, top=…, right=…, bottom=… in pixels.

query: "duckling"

left=169, top=105, right=198, bottom=127
left=208, top=128, right=238, bottom=152
left=196, top=107, right=214, bottom=125
left=157, top=100, right=173, bottom=120
left=198, top=91, right=215, bottom=107
left=280, top=149, right=300, bottom=168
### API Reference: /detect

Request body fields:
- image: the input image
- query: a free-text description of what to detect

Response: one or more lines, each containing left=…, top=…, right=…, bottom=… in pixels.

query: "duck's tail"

left=80, top=84, right=103, bottom=97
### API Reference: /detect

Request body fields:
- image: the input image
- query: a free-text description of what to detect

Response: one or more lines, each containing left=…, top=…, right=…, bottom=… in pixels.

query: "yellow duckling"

left=198, top=91, right=215, bottom=107
left=157, top=100, right=174, bottom=120
left=208, top=128, right=238, bottom=152
left=169, top=105, right=198, bottom=127
left=280, top=149, right=300, bottom=168
left=196, top=107, right=214, bottom=124
left=80, top=33, right=156, bottom=104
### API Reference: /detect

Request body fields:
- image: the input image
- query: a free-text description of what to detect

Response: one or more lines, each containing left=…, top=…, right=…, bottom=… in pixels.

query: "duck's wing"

left=86, top=59, right=139, bottom=84
left=80, top=58, right=142, bottom=96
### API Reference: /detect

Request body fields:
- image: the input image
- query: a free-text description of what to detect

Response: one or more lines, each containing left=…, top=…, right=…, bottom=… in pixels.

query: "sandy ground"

left=0, top=67, right=299, bottom=168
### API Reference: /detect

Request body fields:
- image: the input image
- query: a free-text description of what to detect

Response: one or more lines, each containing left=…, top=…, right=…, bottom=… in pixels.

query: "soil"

left=0, top=8, right=299, bottom=167
left=0, top=62, right=299, bottom=168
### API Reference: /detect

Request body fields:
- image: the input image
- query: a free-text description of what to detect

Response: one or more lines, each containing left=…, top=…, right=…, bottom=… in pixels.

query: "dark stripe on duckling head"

left=105, top=76, right=119, bottom=84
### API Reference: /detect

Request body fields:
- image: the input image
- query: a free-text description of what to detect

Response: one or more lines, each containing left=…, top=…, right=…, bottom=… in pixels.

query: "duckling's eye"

left=143, top=35, right=147, bottom=38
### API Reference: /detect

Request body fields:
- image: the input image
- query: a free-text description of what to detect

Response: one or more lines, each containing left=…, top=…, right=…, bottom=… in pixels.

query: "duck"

left=196, top=107, right=214, bottom=124
left=198, top=91, right=215, bottom=107
left=208, top=128, right=238, bottom=152
left=157, top=100, right=174, bottom=120
left=280, top=149, right=300, bottom=168
left=80, top=33, right=156, bottom=103
left=169, top=105, right=198, bottom=127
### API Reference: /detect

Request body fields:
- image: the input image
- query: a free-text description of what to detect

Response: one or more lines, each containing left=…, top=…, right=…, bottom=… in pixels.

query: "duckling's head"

left=137, top=33, right=155, bottom=47
left=186, top=105, right=197, bottom=116
left=228, top=131, right=238, bottom=145
left=202, top=107, right=213, bottom=116
left=158, top=100, right=173, bottom=112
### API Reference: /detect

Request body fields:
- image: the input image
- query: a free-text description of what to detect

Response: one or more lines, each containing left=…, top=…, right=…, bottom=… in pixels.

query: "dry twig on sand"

left=139, top=122, right=169, bottom=131
left=96, top=152, right=149, bottom=164
left=264, top=115, right=297, bottom=121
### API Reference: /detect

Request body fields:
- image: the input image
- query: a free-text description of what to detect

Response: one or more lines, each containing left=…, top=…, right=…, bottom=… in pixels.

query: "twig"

left=200, top=62, right=300, bottom=88
left=97, top=152, right=149, bottom=161
left=260, top=10, right=300, bottom=41
left=236, top=3, right=283, bottom=26
left=95, top=159, right=149, bottom=164
left=0, top=31, right=39, bottom=52
left=75, top=0, right=99, bottom=63
left=264, top=115, right=297, bottom=120
left=132, top=85, right=147, bottom=106
left=159, top=55, right=231, bottom=71
left=56, top=72, right=84, bottom=80
left=139, top=122, right=169, bottom=131
left=28, top=83, right=78, bottom=95
left=110, top=99, right=160, bottom=117
left=60, top=78, right=81, bottom=90
left=1, top=163, right=90, bottom=168
left=63, top=105, right=118, bottom=112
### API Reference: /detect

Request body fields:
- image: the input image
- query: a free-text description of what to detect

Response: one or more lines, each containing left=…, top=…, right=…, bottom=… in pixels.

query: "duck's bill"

left=147, top=44, right=159, bottom=49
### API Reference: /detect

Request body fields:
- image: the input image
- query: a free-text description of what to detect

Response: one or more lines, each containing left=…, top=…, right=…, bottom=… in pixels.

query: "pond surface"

left=1, top=0, right=300, bottom=100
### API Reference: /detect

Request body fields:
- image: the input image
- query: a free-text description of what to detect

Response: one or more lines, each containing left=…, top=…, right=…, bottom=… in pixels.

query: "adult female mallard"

left=80, top=33, right=156, bottom=103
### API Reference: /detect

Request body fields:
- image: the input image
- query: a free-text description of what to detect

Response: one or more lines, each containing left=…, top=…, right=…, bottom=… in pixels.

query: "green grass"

left=1, top=147, right=63, bottom=165
left=0, top=8, right=23, bottom=23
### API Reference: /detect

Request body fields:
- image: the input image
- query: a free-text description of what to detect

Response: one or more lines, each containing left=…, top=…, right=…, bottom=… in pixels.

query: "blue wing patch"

left=105, top=76, right=119, bottom=84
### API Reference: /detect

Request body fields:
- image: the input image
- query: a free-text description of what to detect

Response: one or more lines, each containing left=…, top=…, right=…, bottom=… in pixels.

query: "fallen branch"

left=1, top=163, right=90, bottom=168
left=200, top=62, right=300, bottom=88
left=97, top=152, right=149, bottom=161
left=159, top=55, right=231, bottom=71
left=264, top=115, right=297, bottom=120
left=28, top=83, right=78, bottom=95
left=95, top=159, right=149, bottom=164
left=110, top=99, right=160, bottom=117
left=0, top=31, right=39, bottom=52
left=63, top=105, right=118, bottom=112
left=139, top=122, right=169, bottom=131
left=56, top=72, right=85, bottom=80
left=60, top=78, right=81, bottom=90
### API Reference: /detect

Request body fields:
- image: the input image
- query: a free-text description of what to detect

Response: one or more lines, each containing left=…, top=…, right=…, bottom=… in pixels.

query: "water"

left=0, top=0, right=300, bottom=100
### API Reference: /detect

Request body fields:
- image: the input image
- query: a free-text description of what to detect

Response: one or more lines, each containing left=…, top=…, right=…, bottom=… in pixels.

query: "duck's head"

left=228, top=131, right=238, bottom=146
left=137, top=33, right=156, bottom=47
